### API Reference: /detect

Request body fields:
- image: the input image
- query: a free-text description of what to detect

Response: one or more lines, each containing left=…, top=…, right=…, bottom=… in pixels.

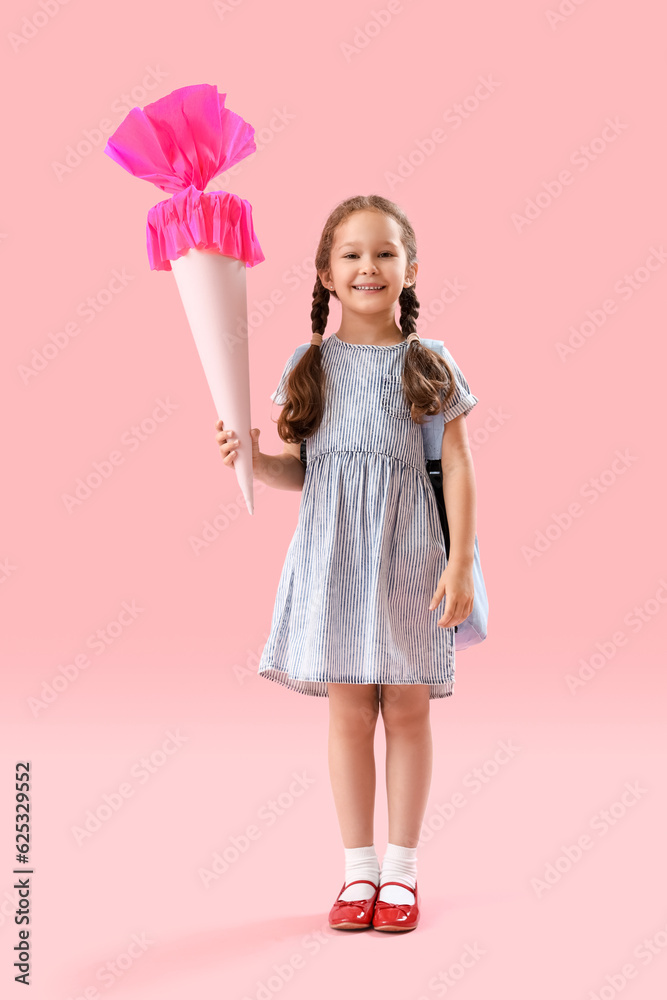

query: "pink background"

left=2, top=0, right=666, bottom=997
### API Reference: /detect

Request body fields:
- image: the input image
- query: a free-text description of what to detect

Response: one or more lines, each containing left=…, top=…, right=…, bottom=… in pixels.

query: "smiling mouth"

left=352, top=285, right=386, bottom=291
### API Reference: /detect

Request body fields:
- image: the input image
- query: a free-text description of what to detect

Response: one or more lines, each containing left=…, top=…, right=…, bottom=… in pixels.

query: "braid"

left=311, top=277, right=330, bottom=337
left=398, top=284, right=420, bottom=337
left=398, top=282, right=456, bottom=417
left=275, top=276, right=329, bottom=443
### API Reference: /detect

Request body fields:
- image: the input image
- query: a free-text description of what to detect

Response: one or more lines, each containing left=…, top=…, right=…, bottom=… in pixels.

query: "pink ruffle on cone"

left=104, top=83, right=264, bottom=515
left=146, top=185, right=262, bottom=273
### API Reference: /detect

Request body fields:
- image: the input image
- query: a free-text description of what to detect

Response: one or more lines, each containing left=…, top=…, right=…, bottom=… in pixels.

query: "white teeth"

left=354, top=285, right=384, bottom=290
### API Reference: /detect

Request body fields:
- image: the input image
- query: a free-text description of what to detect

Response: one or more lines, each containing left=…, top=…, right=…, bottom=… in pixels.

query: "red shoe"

left=328, top=879, right=380, bottom=930
left=372, top=881, right=419, bottom=932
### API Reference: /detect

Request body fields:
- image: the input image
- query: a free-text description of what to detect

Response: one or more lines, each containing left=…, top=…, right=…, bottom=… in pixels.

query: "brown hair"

left=276, top=194, right=457, bottom=443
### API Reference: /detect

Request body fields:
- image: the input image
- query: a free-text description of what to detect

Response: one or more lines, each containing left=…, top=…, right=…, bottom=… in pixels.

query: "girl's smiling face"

left=319, top=210, right=417, bottom=312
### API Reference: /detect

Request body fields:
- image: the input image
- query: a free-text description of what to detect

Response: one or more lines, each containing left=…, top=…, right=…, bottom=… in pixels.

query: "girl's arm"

left=441, top=414, right=477, bottom=566
left=429, top=414, right=477, bottom=627
left=251, top=432, right=305, bottom=493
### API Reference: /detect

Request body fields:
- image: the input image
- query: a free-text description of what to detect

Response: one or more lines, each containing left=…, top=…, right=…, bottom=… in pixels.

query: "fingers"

left=432, top=589, right=454, bottom=626
left=428, top=589, right=444, bottom=611
left=436, top=596, right=474, bottom=629
left=214, top=421, right=240, bottom=466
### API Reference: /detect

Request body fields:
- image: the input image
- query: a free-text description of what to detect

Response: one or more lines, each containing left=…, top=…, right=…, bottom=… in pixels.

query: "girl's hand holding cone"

left=217, top=421, right=304, bottom=493
left=215, top=420, right=263, bottom=473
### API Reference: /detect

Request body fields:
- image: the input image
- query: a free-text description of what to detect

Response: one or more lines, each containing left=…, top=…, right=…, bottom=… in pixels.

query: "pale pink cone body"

left=171, top=248, right=254, bottom=514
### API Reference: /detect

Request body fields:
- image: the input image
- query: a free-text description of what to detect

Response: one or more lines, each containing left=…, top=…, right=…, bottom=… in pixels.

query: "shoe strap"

left=379, top=880, right=416, bottom=893
left=339, top=878, right=378, bottom=898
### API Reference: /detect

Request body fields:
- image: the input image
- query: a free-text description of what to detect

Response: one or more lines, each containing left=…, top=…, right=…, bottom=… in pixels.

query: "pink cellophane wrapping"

left=104, top=83, right=264, bottom=271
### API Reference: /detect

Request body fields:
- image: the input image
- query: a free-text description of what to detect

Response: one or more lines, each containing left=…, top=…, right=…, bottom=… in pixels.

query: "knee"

left=329, top=688, right=380, bottom=737
left=380, top=688, right=429, bottom=732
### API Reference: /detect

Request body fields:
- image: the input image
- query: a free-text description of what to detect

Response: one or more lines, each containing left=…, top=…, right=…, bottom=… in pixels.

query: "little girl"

left=216, top=194, right=479, bottom=933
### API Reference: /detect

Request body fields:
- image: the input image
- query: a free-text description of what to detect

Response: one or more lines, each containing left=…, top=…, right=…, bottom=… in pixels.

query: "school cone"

left=170, top=248, right=254, bottom=514
left=103, top=82, right=265, bottom=517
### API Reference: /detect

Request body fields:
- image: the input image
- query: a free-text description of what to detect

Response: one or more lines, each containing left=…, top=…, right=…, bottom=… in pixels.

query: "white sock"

left=338, top=845, right=380, bottom=901
left=378, top=842, right=417, bottom=904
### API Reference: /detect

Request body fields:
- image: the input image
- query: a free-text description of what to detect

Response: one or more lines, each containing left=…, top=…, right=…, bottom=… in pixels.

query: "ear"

left=405, top=262, right=419, bottom=286
left=318, top=269, right=332, bottom=289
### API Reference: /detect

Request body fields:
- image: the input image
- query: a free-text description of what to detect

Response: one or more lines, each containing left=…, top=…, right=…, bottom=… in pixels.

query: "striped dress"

left=257, top=332, right=478, bottom=699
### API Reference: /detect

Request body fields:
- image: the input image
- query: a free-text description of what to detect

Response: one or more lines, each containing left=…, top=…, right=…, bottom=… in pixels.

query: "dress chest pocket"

left=380, top=373, right=411, bottom=419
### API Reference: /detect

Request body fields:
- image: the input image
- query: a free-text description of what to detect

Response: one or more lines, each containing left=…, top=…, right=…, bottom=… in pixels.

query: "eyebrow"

left=337, top=241, right=400, bottom=249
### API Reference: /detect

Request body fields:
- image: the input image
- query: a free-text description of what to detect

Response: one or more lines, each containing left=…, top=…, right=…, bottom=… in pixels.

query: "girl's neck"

left=334, top=322, right=404, bottom=347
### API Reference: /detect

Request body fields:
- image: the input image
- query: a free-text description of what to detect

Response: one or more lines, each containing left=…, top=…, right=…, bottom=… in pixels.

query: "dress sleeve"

left=441, top=346, right=479, bottom=422
left=270, top=350, right=298, bottom=405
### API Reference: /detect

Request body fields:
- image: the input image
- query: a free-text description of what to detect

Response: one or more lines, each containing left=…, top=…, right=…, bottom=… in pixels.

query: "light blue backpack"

left=289, top=338, right=488, bottom=650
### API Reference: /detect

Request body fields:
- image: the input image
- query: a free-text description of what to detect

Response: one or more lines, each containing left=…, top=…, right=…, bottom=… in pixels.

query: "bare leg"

left=327, top=683, right=380, bottom=847
left=380, top=684, right=432, bottom=847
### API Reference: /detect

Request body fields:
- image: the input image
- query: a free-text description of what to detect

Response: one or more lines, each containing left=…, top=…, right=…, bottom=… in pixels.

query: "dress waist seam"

left=307, top=449, right=428, bottom=479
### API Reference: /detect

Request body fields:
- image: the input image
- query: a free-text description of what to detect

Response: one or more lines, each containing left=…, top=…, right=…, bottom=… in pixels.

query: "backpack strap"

left=293, top=342, right=311, bottom=365
left=417, top=339, right=445, bottom=461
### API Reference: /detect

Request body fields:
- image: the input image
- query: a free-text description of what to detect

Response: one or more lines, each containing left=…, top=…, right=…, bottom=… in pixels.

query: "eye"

left=342, top=252, right=394, bottom=258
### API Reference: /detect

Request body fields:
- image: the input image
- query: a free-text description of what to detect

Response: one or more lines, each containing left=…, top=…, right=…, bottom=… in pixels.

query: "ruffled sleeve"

left=441, top=346, right=479, bottom=422
left=104, top=83, right=264, bottom=271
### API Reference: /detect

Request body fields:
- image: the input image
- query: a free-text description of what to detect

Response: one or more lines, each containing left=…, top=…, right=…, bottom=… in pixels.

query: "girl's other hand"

left=215, top=420, right=263, bottom=473
left=429, top=563, right=474, bottom=628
